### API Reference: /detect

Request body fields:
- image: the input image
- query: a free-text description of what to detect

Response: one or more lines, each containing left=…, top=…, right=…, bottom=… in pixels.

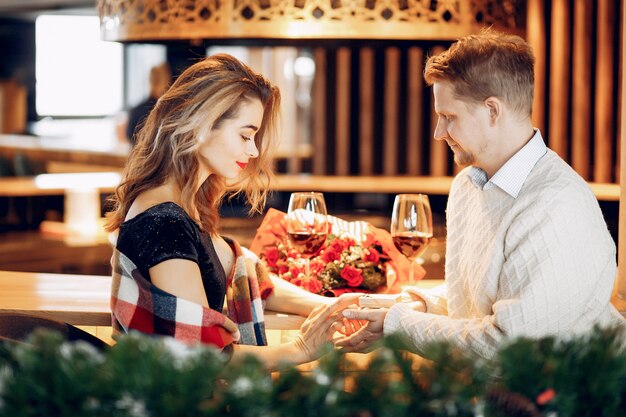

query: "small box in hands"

left=358, top=294, right=402, bottom=309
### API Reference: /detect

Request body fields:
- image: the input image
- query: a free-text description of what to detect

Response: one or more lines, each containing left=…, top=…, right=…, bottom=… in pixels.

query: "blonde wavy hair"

left=105, top=54, right=281, bottom=234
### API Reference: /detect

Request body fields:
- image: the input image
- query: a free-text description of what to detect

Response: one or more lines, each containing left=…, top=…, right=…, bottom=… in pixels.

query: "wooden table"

left=0, top=270, right=306, bottom=330
left=0, top=270, right=447, bottom=330
left=2, top=269, right=622, bottom=333
left=0, top=270, right=112, bottom=326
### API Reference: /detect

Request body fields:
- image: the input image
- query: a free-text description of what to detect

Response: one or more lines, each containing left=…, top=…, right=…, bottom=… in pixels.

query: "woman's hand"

left=292, top=295, right=362, bottom=362
left=331, top=293, right=367, bottom=336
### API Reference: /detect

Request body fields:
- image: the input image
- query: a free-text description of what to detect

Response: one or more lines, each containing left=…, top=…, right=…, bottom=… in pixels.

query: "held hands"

left=334, top=295, right=425, bottom=353
left=290, top=292, right=427, bottom=360
left=334, top=308, right=388, bottom=353
left=292, top=293, right=362, bottom=362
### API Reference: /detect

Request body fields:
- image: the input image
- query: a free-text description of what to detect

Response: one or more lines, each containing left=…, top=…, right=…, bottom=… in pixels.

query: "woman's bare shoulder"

left=125, top=186, right=179, bottom=221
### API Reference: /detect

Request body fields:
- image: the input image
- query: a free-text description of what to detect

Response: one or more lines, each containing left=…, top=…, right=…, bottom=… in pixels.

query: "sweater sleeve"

left=402, top=284, right=448, bottom=315
left=384, top=305, right=503, bottom=358
left=385, top=190, right=617, bottom=359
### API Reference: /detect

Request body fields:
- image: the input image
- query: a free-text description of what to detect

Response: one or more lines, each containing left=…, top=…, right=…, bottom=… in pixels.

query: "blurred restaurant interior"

left=0, top=0, right=624, bottom=343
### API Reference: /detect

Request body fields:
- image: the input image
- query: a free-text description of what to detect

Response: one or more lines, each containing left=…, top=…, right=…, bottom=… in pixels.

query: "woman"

left=105, top=54, right=351, bottom=369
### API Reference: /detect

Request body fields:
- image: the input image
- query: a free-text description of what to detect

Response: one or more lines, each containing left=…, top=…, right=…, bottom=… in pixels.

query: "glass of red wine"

left=391, top=193, right=433, bottom=282
left=286, top=192, right=328, bottom=279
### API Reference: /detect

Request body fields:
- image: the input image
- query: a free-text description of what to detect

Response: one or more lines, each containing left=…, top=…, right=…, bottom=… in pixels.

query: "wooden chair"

left=0, top=312, right=108, bottom=351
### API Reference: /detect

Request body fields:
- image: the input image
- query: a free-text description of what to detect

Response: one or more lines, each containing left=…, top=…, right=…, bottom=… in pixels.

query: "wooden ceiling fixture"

left=97, top=0, right=525, bottom=42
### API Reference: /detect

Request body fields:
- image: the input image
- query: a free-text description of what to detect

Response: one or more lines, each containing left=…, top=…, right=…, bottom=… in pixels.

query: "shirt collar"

left=467, top=130, right=547, bottom=198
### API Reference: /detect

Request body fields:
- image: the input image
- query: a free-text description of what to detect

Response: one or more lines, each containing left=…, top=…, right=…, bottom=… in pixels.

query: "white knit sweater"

left=384, top=149, right=625, bottom=358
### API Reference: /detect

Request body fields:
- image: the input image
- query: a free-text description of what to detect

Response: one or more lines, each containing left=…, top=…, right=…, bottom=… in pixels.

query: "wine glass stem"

left=409, top=260, right=414, bottom=282
left=305, top=258, right=310, bottom=280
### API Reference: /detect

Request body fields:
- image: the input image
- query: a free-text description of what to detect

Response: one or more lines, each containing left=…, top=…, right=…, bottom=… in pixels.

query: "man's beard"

left=452, top=149, right=475, bottom=167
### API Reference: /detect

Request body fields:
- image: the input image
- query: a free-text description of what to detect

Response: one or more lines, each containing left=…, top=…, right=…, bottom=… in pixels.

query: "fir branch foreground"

left=0, top=327, right=624, bottom=417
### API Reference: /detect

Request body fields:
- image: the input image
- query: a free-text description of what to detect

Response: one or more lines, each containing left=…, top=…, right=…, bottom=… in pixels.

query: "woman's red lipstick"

left=236, top=161, right=247, bottom=169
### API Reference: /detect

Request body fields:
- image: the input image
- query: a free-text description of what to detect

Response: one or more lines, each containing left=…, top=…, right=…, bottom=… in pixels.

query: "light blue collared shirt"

left=467, top=130, right=548, bottom=198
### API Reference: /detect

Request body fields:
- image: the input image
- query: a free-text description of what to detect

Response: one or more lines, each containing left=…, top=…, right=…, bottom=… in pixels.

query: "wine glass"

left=286, top=192, right=328, bottom=279
left=391, top=194, right=433, bottom=282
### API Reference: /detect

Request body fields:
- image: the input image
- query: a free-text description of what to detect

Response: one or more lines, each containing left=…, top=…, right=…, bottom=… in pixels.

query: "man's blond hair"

left=424, top=29, right=535, bottom=116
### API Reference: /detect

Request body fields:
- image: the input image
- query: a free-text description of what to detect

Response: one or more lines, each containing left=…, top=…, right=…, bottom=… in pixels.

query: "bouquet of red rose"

left=249, top=209, right=425, bottom=296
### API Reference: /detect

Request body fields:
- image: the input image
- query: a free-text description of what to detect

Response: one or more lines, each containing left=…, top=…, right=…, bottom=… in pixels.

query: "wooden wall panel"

left=617, top=0, right=626, bottom=300
left=594, top=0, right=616, bottom=182
left=548, top=0, right=570, bottom=159
left=617, top=2, right=622, bottom=185
left=359, top=48, right=374, bottom=175
left=312, top=48, right=326, bottom=175
left=429, top=46, right=449, bottom=176
left=571, top=0, right=592, bottom=179
left=527, top=0, right=546, bottom=133
left=406, top=47, right=423, bottom=176
left=335, top=47, right=350, bottom=176
left=525, top=0, right=622, bottom=186
left=300, top=1, right=622, bottom=188
left=383, top=47, right=400, bottom=175
left=273, top=48, right=300, bottom=174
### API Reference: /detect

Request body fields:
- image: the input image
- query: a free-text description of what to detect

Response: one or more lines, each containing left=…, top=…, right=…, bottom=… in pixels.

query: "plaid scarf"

left=111, top=240, right=274, bottom=350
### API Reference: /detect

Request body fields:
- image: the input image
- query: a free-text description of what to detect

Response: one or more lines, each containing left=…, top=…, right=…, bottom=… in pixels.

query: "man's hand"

left=333, top=308, right=389, bottom=353
left=326, top=293, right=365, bottom=336
left=293, top=293, right=368, bottom=362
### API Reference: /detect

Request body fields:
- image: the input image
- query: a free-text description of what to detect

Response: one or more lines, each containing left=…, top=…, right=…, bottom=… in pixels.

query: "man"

left=337, top=29, right=625, bottom=359
left=125, top=63, right=171, bottom=145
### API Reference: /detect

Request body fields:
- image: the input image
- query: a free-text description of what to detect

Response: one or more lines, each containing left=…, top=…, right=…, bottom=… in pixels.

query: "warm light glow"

left=36, top=15, right=123, bottom=116
left=294, top=56, right=315, bottom=77
left=34, top=172, right=120, bottom=236
left=64, top=188, right=101, bottom=235
left=34, top=172, right=121, bottom=189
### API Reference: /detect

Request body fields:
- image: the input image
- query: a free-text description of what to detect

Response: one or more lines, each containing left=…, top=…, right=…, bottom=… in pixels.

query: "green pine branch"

left=0, top=326, right=624, bottom=417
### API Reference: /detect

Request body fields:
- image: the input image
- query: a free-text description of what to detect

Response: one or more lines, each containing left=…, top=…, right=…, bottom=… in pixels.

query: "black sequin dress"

left=116, top=202, right=227, bottom=312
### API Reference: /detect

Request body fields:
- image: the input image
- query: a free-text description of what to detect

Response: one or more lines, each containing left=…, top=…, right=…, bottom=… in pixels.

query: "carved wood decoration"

left=97, top=0, right=525, bottom=42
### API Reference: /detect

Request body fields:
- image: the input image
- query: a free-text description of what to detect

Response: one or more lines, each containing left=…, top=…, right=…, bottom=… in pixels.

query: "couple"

left=105, top=30, right=624, bottom=371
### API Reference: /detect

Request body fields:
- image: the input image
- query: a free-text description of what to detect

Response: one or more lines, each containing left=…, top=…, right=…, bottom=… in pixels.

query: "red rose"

left=277, top=261, right=289, bottom=275
left=536, top=388, right=556, bottom=405
left=330, top=239, right=348, bottom=253
left=322, top=249, right=341, bottom=263
left=289, top=266, right=303, bottom=279
left=345, top=238, right=356, bottom=248
left=307, top=278, right=323, bottom=293
left=341, top=265, right=363, bottom=287
left=309, top=259, right=325, bottom=275
left=263, top=247, right=280, bottom=267
left=292, top=276, right=305, bottom=288
left=365, top=248, right=380, bottom=263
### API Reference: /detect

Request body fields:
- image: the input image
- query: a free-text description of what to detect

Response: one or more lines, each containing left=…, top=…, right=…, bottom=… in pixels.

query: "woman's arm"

left=265, top=275, right=334, bottom=316
left=150, top=258, right=210, bottom=307
left=232, top=340, right=307, bottom=370
left=231, top=297, right=359, bottom=370
left=239, top=246, right=331, bottom=316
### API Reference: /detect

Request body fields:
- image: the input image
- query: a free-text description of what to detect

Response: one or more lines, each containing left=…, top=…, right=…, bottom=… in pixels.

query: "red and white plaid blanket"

left=110, top=240, right=274, bottom=350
